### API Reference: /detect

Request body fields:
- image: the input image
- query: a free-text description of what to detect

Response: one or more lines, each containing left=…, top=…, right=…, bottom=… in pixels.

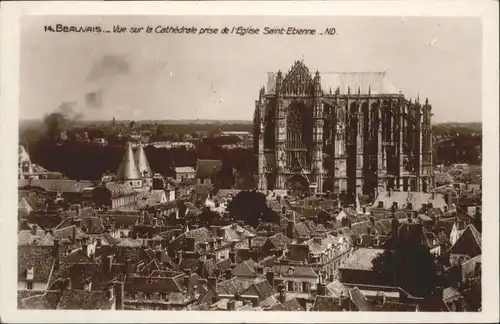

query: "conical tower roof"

left=134, top=143, right=152, bottom=178
left=117, top=142, right=141, bottom=180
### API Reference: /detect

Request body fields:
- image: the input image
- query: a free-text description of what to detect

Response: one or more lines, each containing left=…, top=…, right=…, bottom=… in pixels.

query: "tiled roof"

left=56, top=290, right=115, bottom=310
left=339, top=248, right=384, bottom=271
left=258, top=255, right=277, bottom=268
left=125, top=276, right=183, bottom=293
left=174, top=166, right=196, bottom=174
left=19, top=290, right=62, bottom=309
left=372, top=191, right=447, bottom=211
left=18, top=229, right=47, bottom=245
left=103, top=182, right=137, bottom=198
left=222, top=224, right=254, bottom=241
left=53, top=225, right=87, bottom=241
left=348, top=287, right=372, bottom=311
left=311, top=295, right=344, bottom=311
left=18, top=245, right=54, bottom=282
left=449, top=224, right=481, bottom=256
left=326, top=281, right=349, bottom=298
left=268, top=233, right=294, bottom=249
left=232, top=260, right=257, bottom=277
left=372, top=301, right=418, bottom=312
left=216, top=277, right=247, bottom=295
left=273, top=264, right=318, bottom=278
left=282, top=298, right=304, bottom=311
left=244, top=279, right=276, bottom=301
left=18, top=179, right=95, bottom=193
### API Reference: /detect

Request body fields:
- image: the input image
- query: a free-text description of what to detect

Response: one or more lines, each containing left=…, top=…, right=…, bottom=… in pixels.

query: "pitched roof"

left=449, top=224, right=481, bottom=256
left=19, top=290, right=62, bottom=309
left=215, top=277, right=247, bottom=295
left=18, top=179, right=95, bottom=193
left=56, top=290, right=115, bottom=310
left=125, top=276, right=183, bottom=293
left=232, top=260, right=257, bottom=277
left=134, top=144, right=152, bottom=177
left=196, top=159, right=222, bottom=178
left=18, top=245, right=54, bottom=282
left=348, top=287, right=372, bottom=311
left=117, top=142, right=141, bottom=180
left=175, top=166, right=196, bottom=173
left=266, top=65, right=399, bottom=95
left=311, top=295, right=344, bottom=311
left=282, top=298, right=304, bottom=311
left=273, top=264, right=318, bottom=278
left=339, top=248, right=384, bottom=271
left=372, top=191, right=447, bottom=211
left=268, top=232, right=294, bottom=249
left=244, top=279, right=276, bottom=301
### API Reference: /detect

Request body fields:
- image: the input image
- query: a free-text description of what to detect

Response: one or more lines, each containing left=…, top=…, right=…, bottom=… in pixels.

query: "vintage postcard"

left=0, top=1, right=498, bottom=323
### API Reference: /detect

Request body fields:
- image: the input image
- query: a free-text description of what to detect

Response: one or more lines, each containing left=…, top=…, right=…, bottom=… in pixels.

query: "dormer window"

left=26, top=267, right=34, bottom=281
left=287, top=268, right=294, bottom=275
left=356, top=238, right=362, bottom=245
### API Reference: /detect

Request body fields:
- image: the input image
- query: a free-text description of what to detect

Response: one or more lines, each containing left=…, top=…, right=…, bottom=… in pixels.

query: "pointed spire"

left=358, top=87, right=361, bottom=95
left=417, top=94, right=420, bottom=103
left=425, top=97, right=429, bottom=105
left=117, top=142, right=141, bottom=181
left=348, top=86, right=351, bottom=95
left=134, top=143, right=152, bottom=178
left=368, top=86, right=371, bottom=96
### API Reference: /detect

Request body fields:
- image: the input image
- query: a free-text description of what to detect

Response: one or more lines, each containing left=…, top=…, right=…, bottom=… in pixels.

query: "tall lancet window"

left=286, top=102, right=312, bottom=169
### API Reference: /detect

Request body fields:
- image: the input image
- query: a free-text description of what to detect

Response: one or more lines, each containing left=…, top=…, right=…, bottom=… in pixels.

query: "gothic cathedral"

left=253, top=60, right=434, bottom=201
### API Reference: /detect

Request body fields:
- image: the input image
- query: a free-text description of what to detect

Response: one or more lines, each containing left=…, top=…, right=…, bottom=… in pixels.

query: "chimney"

left=328, top=274, right=334, bottom=282
left=227, top=299, right=236, bottom=311
left=183, top=274, right=190, bottom=289
left=266, top=270, right=275, bottom=286
left=31, top=225, right=38, bottom=236
left=362, top=207, right=367, bottom=214
left=229, top=251, right=236, bottom=264
left=104, top=255, right=113, bottom=273
left=114, top=281, right=124, bottom=310
left=225, top=268, right=232, bottom=279
left=248, top=236, right=253, bottom=249
left=81, top=243, right=88, bottom=257
left=434, top=286, right=444, bottom=301
left=388, top=189, right=392, bottom=197
left=72, top=226, right=77, bottom=244
left=52, top=239, right=60, bottom=271
left=377, top=201, right=384, bottom=209
left=207, top=276, right=217, bottom=290
left=156, top=250, right=162, bottom=262
left=317, top=282, right=327, bottom=296
left=278, top=284, right=286, bottom=304
left=255, top=265, right=264, bottom=275
left=407, top=202, right=413, bottom=210
left=369, top=215, right=375, bottom=227
left=123, top=258, right=132, bottom=276
left=375, top=292, right=386, bottom=306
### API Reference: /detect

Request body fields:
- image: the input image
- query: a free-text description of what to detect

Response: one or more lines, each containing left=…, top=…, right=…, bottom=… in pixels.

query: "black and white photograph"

left=1, top=1, right=498, bottom=323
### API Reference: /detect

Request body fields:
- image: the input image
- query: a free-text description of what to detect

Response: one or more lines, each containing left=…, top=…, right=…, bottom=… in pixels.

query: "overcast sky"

left=20, top=15, right=481, bottom=122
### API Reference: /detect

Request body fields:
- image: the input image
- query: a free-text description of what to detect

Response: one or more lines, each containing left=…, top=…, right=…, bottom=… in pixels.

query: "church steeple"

left=117, top=142, right=142, bottom=188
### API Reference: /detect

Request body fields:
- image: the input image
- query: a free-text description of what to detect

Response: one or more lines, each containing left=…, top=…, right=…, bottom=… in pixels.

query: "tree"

left=226, top=190, right=278, bottom=227
left=372, top=242, right=439, bottom=297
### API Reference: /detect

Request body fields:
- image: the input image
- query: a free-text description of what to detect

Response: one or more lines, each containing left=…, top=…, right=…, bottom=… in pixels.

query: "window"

left=287, top=281, right=294, bottom=292
left=27, top=282, right=33, bottom=290
left=302, top=282, right=309, bottom=292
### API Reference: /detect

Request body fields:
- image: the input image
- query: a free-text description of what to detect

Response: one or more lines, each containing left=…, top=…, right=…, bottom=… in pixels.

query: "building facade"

left=254, top=61, right=434, bottom=200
